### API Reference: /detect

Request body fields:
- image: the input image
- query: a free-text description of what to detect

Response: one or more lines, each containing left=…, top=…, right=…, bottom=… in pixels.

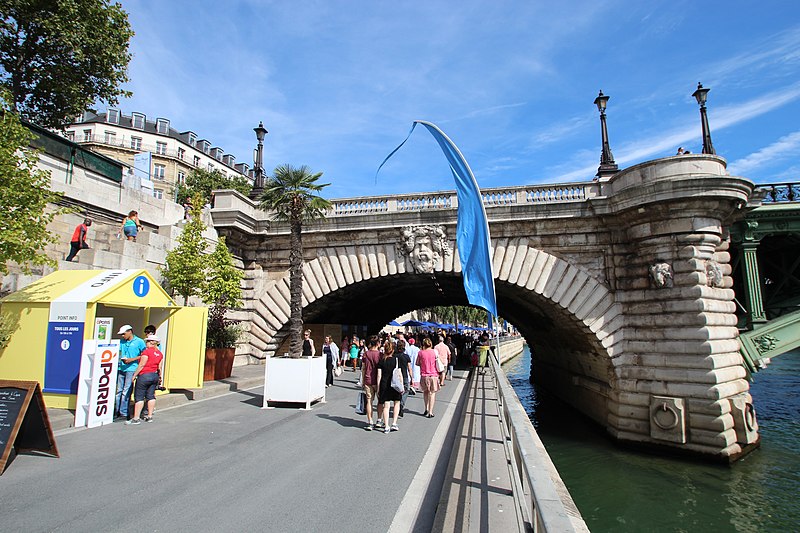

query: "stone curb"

left=47, top=364, right=265, bottom=432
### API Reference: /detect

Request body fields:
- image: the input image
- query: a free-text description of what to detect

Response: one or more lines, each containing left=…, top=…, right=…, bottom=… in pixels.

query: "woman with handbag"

left=323, top=335, right=340, bottom=387
left=375, top=340, right=404, bottom=434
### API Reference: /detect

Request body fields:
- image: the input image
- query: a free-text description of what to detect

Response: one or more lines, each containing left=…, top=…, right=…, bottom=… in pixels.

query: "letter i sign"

left=133, top=275, right=150, bottom=298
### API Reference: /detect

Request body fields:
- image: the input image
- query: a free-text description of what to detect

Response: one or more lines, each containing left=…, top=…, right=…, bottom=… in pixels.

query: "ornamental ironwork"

left=753, top=334, right=778, bottom=354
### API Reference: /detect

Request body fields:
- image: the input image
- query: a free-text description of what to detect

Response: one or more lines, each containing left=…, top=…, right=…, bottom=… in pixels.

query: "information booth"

left=0, top=269, right=207, bottom=409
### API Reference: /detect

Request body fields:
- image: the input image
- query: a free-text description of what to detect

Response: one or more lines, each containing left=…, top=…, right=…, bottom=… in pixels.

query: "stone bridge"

left=211, top=154, right=759, bottom=461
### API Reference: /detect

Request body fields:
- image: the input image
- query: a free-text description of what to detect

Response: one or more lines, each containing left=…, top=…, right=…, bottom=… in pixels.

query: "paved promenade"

left=1, top=367, right=471, bottom=532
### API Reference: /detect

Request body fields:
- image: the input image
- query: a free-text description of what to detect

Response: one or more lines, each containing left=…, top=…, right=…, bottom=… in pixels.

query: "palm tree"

left=258, top=164, right=331, bottom=357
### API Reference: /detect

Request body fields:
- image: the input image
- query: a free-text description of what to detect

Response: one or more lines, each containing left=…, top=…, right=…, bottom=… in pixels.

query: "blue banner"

left=378, top=121, right=498, bottom=316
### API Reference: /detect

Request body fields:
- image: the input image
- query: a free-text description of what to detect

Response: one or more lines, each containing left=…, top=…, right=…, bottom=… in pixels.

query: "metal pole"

left=700, top=105, right=716, bottom=155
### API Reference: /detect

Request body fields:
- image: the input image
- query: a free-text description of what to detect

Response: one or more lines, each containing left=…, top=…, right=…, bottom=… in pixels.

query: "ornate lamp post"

left=594, top=90, right=618, bottom=179
left=692, top=82, right=716, bottom=155
left=249, top=121, right=268, bottom=200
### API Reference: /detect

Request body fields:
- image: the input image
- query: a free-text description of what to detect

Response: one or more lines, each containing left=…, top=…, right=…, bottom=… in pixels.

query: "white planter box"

left=263, top=355, right=326, bottom=409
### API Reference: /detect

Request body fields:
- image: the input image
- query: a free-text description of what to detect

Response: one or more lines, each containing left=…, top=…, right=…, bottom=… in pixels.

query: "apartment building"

left=64, top=109, right=254, bottom=200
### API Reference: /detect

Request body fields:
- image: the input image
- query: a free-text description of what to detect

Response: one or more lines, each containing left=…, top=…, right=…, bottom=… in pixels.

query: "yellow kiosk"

left=0, top=269, right=207, bottom=409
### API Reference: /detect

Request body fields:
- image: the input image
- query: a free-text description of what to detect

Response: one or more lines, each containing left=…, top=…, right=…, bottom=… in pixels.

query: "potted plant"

left=200, top=235, right=244, bottom=380
left=256, top=164, right=330, bottom=407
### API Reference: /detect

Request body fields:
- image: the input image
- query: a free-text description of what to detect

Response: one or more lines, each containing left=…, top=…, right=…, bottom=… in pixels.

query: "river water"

left=504, top=347, right=799, bottom=532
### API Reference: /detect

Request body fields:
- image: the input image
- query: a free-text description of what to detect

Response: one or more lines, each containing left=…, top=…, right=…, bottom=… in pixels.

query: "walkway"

left=2, top=368, right=468, bottom=532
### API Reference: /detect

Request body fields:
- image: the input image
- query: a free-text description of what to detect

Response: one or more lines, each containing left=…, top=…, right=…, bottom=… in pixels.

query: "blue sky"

left=117, top=1, right=800, bottom=199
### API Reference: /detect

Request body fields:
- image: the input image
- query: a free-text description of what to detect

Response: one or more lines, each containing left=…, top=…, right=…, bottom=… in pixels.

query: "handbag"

left=391, top=358, right=405, bottom=393
left=355, top=391, right=366, bottom=415
left=334, top=365, right=343, bottom=377
left=436, top=354, right=446, bottom=373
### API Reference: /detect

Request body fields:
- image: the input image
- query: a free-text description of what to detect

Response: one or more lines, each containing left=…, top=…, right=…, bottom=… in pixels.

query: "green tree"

left=200, top=236, right=244, bottom=348
left=258, top=164, right=331, bottom=357
left=160, top=193, right=206, bottom=304
left=175, top=168, right=252, bottom=206
left=0, top=0, right=134, bottom=129
left=0, top=93, right=62, bottom=274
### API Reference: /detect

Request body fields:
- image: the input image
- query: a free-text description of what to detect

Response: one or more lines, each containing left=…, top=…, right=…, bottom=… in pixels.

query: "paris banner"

left=377, top=121, right=498, bottom=317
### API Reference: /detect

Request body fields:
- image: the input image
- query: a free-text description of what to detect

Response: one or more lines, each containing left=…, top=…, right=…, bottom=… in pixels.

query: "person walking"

left=416, top=338, right=440, bottom=418
left=120, top=210, right=143, bottom=241
left=115, top=325, right=145, bottom=420
left=406, top=337, right=421, bottom=393
left=323, top=335, right=339, bottom=387
left=126, top=334, right=165, bottom=425
left=445, top=334, right=457, bottom=381
left=376, top=340, right=403, bottom=433
left=65, top=218, right=92, bottom=262
left=394, top=340, right=413, bottom=418
left=434, top=335, right=451, bottom=386
left=361, top=335, right=381, bottom=430
left=302, top=329, right=315, bottom=357
left=348, top=337, right=359, bottom=373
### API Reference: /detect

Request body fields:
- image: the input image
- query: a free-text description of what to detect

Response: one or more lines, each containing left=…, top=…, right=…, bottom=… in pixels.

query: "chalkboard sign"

left=0, top=380, right=59, bottom=475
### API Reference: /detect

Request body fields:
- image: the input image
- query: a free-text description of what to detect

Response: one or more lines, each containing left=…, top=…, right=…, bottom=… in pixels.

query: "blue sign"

left=133, top=275, right=150, bottom=297
left=44, top=321, right=85, bottom=394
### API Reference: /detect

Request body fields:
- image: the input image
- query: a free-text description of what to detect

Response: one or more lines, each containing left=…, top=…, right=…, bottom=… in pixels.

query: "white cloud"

left=729, top=131, right=800, bottom=175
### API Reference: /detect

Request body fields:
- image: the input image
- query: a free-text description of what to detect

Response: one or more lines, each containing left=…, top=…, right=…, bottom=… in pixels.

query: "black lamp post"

left=594, top=90, right=618, bottom=179
left=249, top=121, right=268, bottom=199
left=692, top=82, right=716, bottom=155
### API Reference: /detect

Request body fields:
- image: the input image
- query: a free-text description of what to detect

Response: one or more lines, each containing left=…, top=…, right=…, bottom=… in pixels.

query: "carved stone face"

left=649, top=262, right=673, bottom=289
left=399, top=225, right=451, bottom=274
left=412, top=235, right=436, bottom=273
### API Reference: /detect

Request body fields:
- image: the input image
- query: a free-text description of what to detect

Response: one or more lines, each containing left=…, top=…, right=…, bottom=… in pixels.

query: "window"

left=156, top=141, right=167, bottom=155
left=131, top=113, right=145, bottom=129
left=177, top=147, right=185, bottom=160
left=131, top=136, right=142, bottom=150
left=107, top=109, right=120, bottom=124
left=207, top=162, right=214, bottom=171
left=154, top=189, right=163, bottom=200
left=188, top=133, right=197, bottom=147
left=83, top=129, right=92, bottom=142
left=177, top=171, right=186, bottom=184
left=104, top=131, right=116, bottom=144
left=153, top=164, right=166, bottom=181
left=156, top=118, right=169, bottom=134
left=66, top=131, right=75, bottom=141
left=192, top=155, right=200, bottom=167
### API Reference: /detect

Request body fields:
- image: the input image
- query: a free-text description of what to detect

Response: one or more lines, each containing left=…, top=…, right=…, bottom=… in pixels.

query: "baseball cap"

left=117, top=324, right=133, bottom=335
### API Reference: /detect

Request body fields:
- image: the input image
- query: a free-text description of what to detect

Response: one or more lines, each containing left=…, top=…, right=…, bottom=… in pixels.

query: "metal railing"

left=756, top=182, right=800, bottom=203
left=489, top=354, right=589, bottom=532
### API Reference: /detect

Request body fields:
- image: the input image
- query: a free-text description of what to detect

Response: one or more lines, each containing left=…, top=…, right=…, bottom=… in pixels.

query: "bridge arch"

left=244, top=239, right=622, bottom=426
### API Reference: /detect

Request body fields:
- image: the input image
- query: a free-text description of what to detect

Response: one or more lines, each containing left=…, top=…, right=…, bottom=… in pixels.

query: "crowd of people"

left=321, top=329, right=495, bottom=433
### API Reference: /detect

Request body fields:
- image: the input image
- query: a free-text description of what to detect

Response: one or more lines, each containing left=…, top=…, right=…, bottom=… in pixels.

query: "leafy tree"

left=0, top=0, right=134, bottom=129
left=200, top=236, right=244, bottom=348
left=160, top=193, right=206, bottom=304
left=258, top=164, right=331, bottom=357
left=175, top=168, right=252, bottom=206
left=0, top=92, right=62, bottom=274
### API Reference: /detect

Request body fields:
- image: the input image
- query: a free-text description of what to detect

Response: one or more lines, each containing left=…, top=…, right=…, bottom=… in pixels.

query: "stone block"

left=729, top=396, right=759, bottom=445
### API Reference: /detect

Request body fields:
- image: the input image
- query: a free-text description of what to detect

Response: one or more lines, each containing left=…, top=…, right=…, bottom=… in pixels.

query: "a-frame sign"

left=0, top=380, right=59, bottom=475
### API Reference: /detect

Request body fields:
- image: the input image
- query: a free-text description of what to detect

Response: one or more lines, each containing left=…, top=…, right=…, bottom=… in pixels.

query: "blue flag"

left=377, top=121, right=498, bottom=316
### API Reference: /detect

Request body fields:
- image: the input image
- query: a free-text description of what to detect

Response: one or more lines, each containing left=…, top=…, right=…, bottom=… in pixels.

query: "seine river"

left=504, top=346, right=799, bottom=532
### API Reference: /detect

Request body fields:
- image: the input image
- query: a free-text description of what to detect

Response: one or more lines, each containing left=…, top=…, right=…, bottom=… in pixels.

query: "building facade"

left=64, top=109, right=254, bottom=200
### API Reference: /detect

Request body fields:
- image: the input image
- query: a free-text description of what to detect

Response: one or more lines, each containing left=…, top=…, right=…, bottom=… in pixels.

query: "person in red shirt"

left=127, top=334, right=165, bottom=425
left=65, top=218, right=92, bottom=262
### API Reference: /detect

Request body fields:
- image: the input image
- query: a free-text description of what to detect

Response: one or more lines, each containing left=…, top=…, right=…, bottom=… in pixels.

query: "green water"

left=504, top=347, right=800, bottom=532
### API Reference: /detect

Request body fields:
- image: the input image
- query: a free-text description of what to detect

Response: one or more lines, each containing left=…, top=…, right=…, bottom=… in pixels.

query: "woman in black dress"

left=302, top=329, right=315, bottom=357
left=376, top=340, right=403, bottom=434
